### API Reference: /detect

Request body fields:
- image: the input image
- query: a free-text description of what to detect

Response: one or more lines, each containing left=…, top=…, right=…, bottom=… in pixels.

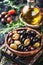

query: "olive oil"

left=22, top=0, right=42, bottom=25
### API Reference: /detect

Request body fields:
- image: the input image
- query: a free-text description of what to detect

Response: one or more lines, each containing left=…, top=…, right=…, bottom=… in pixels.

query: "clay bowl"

left=5, top=27, right=42, bottom=56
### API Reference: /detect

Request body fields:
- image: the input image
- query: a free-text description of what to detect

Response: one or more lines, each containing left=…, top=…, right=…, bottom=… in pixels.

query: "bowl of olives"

left=5, top=27, right=42, bottom=56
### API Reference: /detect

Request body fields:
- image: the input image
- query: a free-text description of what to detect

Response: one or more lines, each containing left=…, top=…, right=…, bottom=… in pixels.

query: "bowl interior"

left=5, top=27, right=42, bottom=56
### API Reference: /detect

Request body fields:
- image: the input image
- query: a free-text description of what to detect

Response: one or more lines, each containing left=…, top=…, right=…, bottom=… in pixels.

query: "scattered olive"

left=12, top=33, right=20, bottom=40
left=34, top=42, right=40, bottom=48
left=1, top=12, right=7, bottom=16
left=28, top=46, right=34, bottom=51
left=24, top=38, right=30, bottom=46
left=10, top=44, right=17, bottom=50
left=14, top=40, right=21, bottom=46
left=0, top=14, right=2, bottom=19
left=1, top=18, right=6, bottom=24
left=4, top=14, right=10, bottom=19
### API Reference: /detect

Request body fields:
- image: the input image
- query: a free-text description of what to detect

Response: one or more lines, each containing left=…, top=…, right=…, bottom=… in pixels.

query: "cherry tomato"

left=8, top=10, right=16, bottom=15
left=7, top=17, right=12, bottom=23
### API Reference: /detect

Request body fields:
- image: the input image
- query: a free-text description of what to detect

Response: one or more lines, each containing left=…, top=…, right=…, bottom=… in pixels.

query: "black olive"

left=1, top=18, right=7, bottom=24
left=18, top=45, right=24, bottom=51
left=22, top=38, right=26, bottom=43
left=33, top=37, right=40, bottom=43
left=18, top=30, right=25, bottom=34
left=24, top=47, right=28, bottom=51
left=24, top=31, right=31, bottom=38
left=20, top=35, right=23, bottom=41
left=30, top=37, right=33, bottom=40
left=29, top=30, right=36, bottom=37
left=28, top=45, right=34, bottom=51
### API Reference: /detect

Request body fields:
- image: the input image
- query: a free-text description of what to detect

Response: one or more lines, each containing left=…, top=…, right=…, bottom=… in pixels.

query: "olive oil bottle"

left=22, top=0, right=42, bottom=25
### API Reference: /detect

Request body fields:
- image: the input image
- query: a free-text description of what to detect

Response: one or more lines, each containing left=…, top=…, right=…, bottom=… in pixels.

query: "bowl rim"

left=5, top=27, right=42, bottom=55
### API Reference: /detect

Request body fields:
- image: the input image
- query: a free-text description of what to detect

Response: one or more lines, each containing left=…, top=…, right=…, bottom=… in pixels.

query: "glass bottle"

left=21, top=0, right=42, bottom=25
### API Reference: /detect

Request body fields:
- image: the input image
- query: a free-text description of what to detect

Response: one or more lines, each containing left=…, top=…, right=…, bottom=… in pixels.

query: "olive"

left=1, top=18, right=5, bottom=22
left=24, top=38, right=30, bottom=46
left=8, top=37, right=11, bottom=44
left=8, top=32, right=13, bottom=37
left=10, top=39, right=14, bottom=44
left=20, top=35, right=23, bottom=41
left=0, top=14, right=2, bottom=19
left=4, top=14, right=10, bottom=19
left=14, top=40, right=21, bottom=46
left=1, top=18, right=6, bottom=24
left=29, top=30, right=36, bottom=37
left=18, top=30, right=24, bottom=34
left=28, top=45, right=34, bottom=51
left=22, top=38, right=26, bottom=43
left=12, top=30, right=17, bottom=34
left=24, top=31, right=31, bottom=38
left=34, top=42, right=40, bottom=48
left=1, top=12, right=7, bottom=16
left=18, top=45, right=24, bottom=51
left=10, top=44, right=17, bottom=50
left=24, top=47, right=28, bottom=51
left=12, top=33, right=20, bottom=40
left=36, top=35, right=40, bottom=38
left=30, top=37, right=33, bottom=41
left=33, top=37, right=40, bottom=43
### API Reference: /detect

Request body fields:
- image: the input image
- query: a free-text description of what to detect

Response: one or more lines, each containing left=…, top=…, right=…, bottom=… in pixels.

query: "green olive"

left=24, top=38, right=30, bottom=46
left=12, top=33, right=20, bottom=40
left=14, top=40, right=21, bottom=46
left=34, top=42, right=40, bottom=48
left=10, top=44, right=17, bottom=50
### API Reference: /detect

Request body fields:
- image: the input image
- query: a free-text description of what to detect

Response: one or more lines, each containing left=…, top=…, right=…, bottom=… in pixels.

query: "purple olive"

left=8, top=32, right=13, bottom=37
left=24, top=47, right=28, bottom=51
left=1, top=18, right=7, bottom=24
left=33, top=37, right=40, bottom=43
left=0, top=14, right=2, bottom=19
left=28, top=45, right=35, bottom=51
left=29, top=30, right=36, bottom=37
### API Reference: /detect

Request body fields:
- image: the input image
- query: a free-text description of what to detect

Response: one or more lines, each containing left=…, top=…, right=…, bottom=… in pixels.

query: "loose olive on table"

left=0, top=9, right=16, bottom=25
left=7, top=28, right=41, bottom=52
